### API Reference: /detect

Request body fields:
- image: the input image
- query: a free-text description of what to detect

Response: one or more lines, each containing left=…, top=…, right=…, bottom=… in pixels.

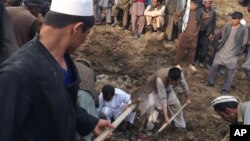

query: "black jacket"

left=0, top=3, right=19, bottom=63
left=0, top=36, right=99, bottom=141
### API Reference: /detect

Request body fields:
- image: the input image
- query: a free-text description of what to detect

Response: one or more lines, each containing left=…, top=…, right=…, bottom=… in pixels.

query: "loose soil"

left=75, top=1, right=250, bottom=140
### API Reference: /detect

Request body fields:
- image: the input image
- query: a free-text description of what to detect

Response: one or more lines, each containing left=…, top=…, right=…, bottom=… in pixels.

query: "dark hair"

left=213, top=101, right=238, bottom=112
left=231, top=11, right=243, bottom=19
left=44, top=11, right=95, bottom=32
left=168, top=67, right=181, bottom=80
left=102, top=85, right=115, bottom=99
left=191, top=0, right=199, bottom=4
left=158, top=0, right=163, bottom=4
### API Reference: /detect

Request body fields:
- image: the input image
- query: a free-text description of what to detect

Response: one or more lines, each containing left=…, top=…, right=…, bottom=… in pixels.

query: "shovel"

left=93, top=104, right=136, bottom=141
left=157, top=103, right=188, bottom=133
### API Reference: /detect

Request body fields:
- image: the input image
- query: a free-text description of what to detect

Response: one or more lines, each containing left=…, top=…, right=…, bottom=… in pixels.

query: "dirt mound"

left=75, top=1, right=250, bottom=140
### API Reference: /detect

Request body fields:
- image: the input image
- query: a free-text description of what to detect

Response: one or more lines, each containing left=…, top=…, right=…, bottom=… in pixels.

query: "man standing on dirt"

left=211, top=95, right=250, bottom=141
left=0, top=0, right=113, bottom=141
left=174, top=0, right=210, bottom=72
left=142, top=67, right=191, bottom=130
left=206, top=11, right=248, bottom=95
left=194, top=0, right=216, bottom=68
left=165, top=0, right=186, bottom=41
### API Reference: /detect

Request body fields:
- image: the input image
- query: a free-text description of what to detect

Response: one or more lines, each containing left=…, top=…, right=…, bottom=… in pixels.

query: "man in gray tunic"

left=206, top=11, right=248, bottom=95
left=139, top=67, right=191, bottom=130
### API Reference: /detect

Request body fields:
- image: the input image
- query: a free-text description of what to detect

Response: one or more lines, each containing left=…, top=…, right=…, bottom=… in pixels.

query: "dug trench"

left=74, top=1, right=250, bottom=140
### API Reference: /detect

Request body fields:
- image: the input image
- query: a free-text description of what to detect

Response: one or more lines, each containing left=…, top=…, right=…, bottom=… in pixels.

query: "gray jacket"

left=218, top=23, right=248, bottom=56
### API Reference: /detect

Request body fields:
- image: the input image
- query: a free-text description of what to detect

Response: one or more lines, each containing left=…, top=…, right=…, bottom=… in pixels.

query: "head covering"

left=50, top=0, right=93, bottom=16
left=211, top=96, right=238, bottom=106
left=24, top=0, right=45, bottom=7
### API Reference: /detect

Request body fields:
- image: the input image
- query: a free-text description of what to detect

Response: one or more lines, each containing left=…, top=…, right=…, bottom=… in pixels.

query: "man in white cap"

left=211, top=96, right=250, bottom=141
left=0, top=0, right=113, bottom=141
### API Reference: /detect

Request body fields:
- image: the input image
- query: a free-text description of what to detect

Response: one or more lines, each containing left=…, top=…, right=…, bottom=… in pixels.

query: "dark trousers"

left=195, top=43, right=208, bottom=63
left=208, top=62, right=236, bottom=92
left=195, top=31, right=209, bottom=63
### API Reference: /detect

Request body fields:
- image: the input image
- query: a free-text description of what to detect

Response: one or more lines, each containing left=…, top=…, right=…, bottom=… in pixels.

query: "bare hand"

left=164, top=117, right=171, bottom=125
left=185, top=98, right=191, bottom=105
left=93, top=119, right=114, bottom=138
left=122, top=104, right=129, bottom=111
left=208, top=34, right=214, bottom=41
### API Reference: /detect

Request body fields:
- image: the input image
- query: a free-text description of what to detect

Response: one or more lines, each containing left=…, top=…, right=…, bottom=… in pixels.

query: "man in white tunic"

left=98, top=85, right=136, bottom=138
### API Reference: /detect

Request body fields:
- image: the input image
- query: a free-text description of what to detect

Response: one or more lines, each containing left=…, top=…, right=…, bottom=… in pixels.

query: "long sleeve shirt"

left=0, top=36, right=99, bottom=141
left=221, top=102, right=250, bottom=141
left=98, top=88, right=131, bottom=114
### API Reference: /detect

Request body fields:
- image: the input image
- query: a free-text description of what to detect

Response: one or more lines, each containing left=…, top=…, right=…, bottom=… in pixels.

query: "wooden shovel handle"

left=158, top=103, right=188, bottom=133
left=93, top=104, right=136, bottom=141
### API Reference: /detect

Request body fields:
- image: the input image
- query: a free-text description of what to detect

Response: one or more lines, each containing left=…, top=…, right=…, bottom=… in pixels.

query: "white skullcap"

left=240, top=19, right=247, bottom=26
left=211, top=96, right=238, bottom=106
left=50, top=0, right=93, bottom=16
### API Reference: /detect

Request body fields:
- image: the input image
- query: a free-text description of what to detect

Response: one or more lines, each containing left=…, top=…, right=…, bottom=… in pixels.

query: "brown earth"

left=74, top=1, right=250, bottom=141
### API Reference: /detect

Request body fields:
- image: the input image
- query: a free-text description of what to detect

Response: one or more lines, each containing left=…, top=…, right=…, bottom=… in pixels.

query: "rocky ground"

left=74, top=0, right=250, bottom=140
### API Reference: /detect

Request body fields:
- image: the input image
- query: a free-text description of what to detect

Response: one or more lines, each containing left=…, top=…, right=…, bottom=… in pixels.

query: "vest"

left=144, top=68, right=170, bottom=93
left=218, top=23, right=246, bottom=56
left=74, top=60, right=98, bottom=101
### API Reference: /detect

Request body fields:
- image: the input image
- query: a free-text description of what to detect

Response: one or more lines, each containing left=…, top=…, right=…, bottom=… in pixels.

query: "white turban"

left=50, top=0, right=93, bottom=16
left=211, top=96, right=238, bottom=106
